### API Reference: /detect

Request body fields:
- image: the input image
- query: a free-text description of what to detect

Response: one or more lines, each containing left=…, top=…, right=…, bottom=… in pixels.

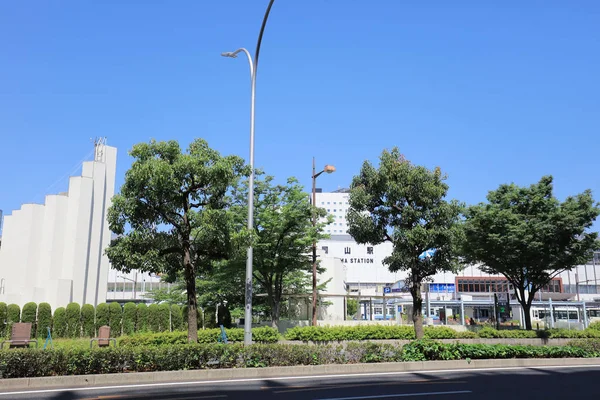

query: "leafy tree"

left=36, top=303, right=52, bottom=338
left=158, top=303, right=171, bottom=332
left=146, top=285, right=186, bottom=306
left=229, top=175, right=330, bottom=329
left=81, top=304, right=96, bottom=337
left=106, top=139, right=246, bottom=342
left=53, top=307, right=67, bottom=338
left=148, top=303, right=161, bottom=332
left=21, top=302, right=37, bottom=337
left=108, top=302, right=122, bottom=336
left=0, top=302, right=8, bottom=337
left=170, top=304, right=184, bottom=331
left=347, top=148, right=463, bottom=339
left=95, top=303, right=110, bottom=329
left=136, top=303, right=149, bottom=332
left=122, top=303, right=137, bottom=336
left=346, top=298, right=358, bottom=318
left=461, top=176, right=600, bottom=330
left=65, top=302, right=81, bottom=338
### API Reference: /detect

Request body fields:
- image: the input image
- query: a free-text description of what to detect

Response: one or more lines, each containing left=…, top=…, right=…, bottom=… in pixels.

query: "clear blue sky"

left=1, top=1, right=599, bottom=225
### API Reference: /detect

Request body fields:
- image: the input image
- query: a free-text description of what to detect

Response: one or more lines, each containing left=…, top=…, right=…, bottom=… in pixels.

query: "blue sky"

left=1, top=1, right=599, bottom=225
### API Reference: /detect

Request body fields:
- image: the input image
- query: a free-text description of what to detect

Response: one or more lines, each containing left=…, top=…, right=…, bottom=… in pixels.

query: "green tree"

left=53, top=307, right=67, bottom=338
left=81, top=304, right=96, bottom=337
left=347, top=149, right=463, bottom=339
left=95, top=303, right=110, bottom=330
left=122, top=303, right=137, bottom=336
left=346, top=298, right=358, bottom=318
left=148, top=303, right=160, bottom=332
left=21, top=302, right=37, bottom=337
left=36, top=303, right=52, bottom=338
left=146, top=285, right=186, bottom=305
left=106, top=139, right=246, bottom=342
left=229, top=175, right=331, bottom=328
left=108, top=302, right=122, bottom=336
left=65, top=302, right=81, bottom=338
left=136, top=303, right=149, bottom=332
left=170, top=304, right=184, bottom=331
left=461, top=176, right=600, bottom=330
left=0, top=302, right=8, bottom=337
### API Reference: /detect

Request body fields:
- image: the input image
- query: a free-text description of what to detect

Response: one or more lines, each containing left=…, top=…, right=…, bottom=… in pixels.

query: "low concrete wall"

left=2, top=358, right=599, bottom=391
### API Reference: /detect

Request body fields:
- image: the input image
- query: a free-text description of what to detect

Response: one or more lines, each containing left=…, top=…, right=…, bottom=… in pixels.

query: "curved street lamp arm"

left=254, top=0, right=275, bottom=72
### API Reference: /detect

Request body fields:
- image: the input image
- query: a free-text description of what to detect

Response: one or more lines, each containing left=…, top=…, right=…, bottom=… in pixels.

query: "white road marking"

left=314, top=391, right=472, bottom=400
left=1, top=364, right=599, bottom=396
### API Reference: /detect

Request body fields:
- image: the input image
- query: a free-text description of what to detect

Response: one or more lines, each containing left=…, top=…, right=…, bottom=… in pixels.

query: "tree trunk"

left=516, top=287, right=534, bottom=330
left=271, top=301, right=280, bottom=330
left=410, top=284, right=424, bottom=339
left=183, top=247, right=198, bottom=343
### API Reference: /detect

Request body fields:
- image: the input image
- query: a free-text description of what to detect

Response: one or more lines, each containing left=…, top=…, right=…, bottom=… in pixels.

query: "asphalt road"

left=3, top=365, right=600, bottom=400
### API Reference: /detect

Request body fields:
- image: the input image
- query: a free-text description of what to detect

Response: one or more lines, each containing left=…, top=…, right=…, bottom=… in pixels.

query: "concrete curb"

left=2, top=358, right=600, bottom=392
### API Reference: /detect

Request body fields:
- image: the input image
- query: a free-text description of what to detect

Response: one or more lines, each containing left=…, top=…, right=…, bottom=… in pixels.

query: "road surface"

left=2, top=365, right=600, bottom=400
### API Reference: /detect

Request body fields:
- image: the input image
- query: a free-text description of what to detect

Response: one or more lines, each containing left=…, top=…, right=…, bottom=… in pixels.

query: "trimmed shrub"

left=455, top=331, right=479, bottom=339
left=21, top=302, right=37, bottom=337
left=0, top=302, right=7, bottom=337
left=65, top=303, right=81, bottom=338
left=108, top=302, right=122, bottom=336
left=7, top=304, right=20, bottom=325
left=95, top=303, right=110, bottom=330
left=148, top=304, right=160, bottom=332
left=122, top=303, right=137, bottom=336
left=53, top=307, right=67, bottom=338
left=170, top=304, right=184, bottom=331
left=589, top=321, right=600, bottom=331
left=204, top=306, right=217, bottom=329
left=36, top=303, right=52, bottom=338
left=158, top=303, right=171, bottom=332
left=0, top=341, right=594, bottom=379
left=119, top=327, right=281, bottom=346
left=81, top=304, right=96, bottom=337
left=136, top=303, right=149, bottom=332
left=568, top=339, right=600, bottom=356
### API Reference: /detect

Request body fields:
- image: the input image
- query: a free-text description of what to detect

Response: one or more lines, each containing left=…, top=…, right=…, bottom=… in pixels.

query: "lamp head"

left=323, top=165, right=336, bottom=174
left=221, top=52, right=238, bottom=58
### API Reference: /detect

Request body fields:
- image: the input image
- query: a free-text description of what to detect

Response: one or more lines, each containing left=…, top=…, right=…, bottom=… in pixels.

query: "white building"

left=0, top=140, right=117, bottom=310
left=314, top=188, right=351, bottom=235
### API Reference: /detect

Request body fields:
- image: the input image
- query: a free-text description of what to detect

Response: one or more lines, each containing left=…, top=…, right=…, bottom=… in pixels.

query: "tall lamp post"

left=311, top=158, right=335, bottom=326
left=221, top=0, right=275, bottom=345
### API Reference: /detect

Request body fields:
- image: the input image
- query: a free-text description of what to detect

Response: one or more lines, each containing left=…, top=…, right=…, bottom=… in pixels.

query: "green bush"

left=158, top=303, right=171, bottom=332
left=65, top=303, right=81, bottom=338
left=7, top=304, right=20, bottom=326
left=119, top=327, right=281, bottom=347
left=148, top=304, right=160, bottom=332
left=21, top=302, right=37, bottom=337
left=108, top=303, right=122, bottom=336
left=95, top=303, right=110, bottom=329
left=568, top=339, right=600, bottom=356
left=588, top=321, right=600, bottom=331
left=122, top=303, right=137, bottom=336
left=455, top=331, right=479, bottom=339
left=36, top=303, right=52, bottom=338
left=136, top=303, right=149, bottom=332
left=204, top=307, right=217, bottom=329
left=0, top=302, right=7, bottom=337
left=81, top=304, right=95, bottom=337
left=53, top=307, right=67, bottom=338
left=170, top=305, right=183, bottom=331
left=0, top=340, right=594, bottom=379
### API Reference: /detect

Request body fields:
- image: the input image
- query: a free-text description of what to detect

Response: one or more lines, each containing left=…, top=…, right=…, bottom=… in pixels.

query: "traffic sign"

left=383, top=287, right=391, bottom=294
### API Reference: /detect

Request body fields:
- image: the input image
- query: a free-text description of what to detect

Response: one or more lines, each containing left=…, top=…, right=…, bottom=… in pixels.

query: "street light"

left=311, top=157, right=335, bottom=326
left=221, top=0, right=275, bottom=345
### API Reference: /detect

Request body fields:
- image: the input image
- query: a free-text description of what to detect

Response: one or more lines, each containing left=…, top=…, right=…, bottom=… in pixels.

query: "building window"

left=321, top=246, right=329, bottom=254
left=367, top=246, right=374, bottom=255
left=333, top=209, right=337, bottom=212
left=327, top=202, right=330, bottom=204
left=321, top=202, right=324, bottom=205
left=344, top=247, right=351, bottom=255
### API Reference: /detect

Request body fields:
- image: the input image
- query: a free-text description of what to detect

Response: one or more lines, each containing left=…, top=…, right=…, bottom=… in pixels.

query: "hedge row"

left=0, top=340, right=596, bottom=378
left=119, top=327, right=281, bottom=346
left=0, top=301, right=187, bottom=339
left=283, top=325, right=600, bottom=342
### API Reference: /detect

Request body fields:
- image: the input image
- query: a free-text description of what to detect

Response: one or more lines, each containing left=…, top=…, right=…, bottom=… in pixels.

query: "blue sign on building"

left=429, top=283, right=456, bottom=293
left=383, top=287, right=391, bottom=294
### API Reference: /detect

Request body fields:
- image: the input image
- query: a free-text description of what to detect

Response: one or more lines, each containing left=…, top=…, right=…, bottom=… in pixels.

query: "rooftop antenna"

left=91, top=137, right=107, bottom=162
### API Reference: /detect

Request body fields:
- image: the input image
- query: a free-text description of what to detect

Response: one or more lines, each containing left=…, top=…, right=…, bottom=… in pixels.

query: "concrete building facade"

left=0, top=140, right=117, bottom=310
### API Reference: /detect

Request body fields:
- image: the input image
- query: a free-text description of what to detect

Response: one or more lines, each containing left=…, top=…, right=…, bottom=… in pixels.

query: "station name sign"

left=340, top=258, right=374, bottom=264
